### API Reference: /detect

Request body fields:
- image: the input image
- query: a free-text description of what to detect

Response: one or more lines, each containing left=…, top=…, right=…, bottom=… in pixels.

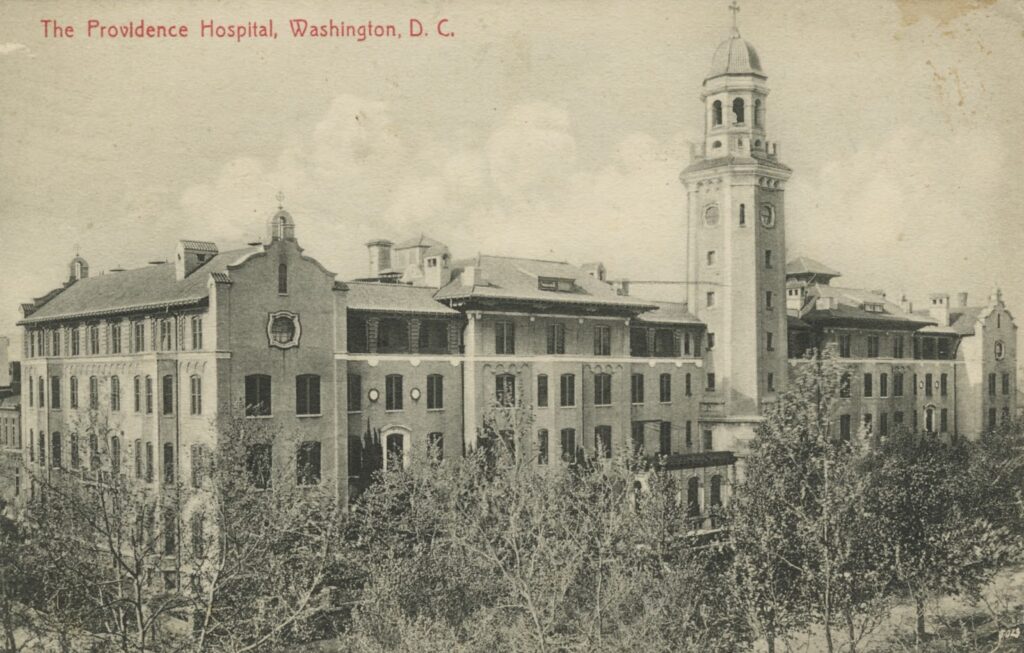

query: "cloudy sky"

left=1, top=0, right=1022, bottom=354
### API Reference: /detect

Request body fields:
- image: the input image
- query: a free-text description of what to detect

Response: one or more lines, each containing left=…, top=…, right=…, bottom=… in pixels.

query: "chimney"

left=899, top=294, right=913, bottom=315
left=611, top=279, right=630, bottom=296
left=175, top=240, right=219, bottom=280
left=928, top=293, right=950, bottom=327
left=462, top=266, right=478, bottom=288
left=957, top=292, right=969, bottom=308
left=366, top=239, right=393, bottom=278
left=423, top=252, right=452, bottom=289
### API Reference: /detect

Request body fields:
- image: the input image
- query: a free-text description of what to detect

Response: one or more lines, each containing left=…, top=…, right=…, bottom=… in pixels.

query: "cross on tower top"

left=276, top=191, right=285, bottom=209
left=729, top=0, right=741, bottom=34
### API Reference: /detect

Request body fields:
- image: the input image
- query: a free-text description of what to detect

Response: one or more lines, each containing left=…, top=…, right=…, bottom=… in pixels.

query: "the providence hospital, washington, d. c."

left=1, top=11, right=1017, bottom=540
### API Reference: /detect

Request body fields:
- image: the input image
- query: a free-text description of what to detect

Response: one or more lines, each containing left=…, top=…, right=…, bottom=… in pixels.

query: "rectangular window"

left=51, top=432, right=62, bottom=469
left=427, top=374, right=444, bottom=410
left=706, top=250, right=716, bottom=266
left=69, top=436, right=78, bottom=469
left=594, top=325, right=611, bottom=356
left=880, top=373, right=888, bottom=398
left=71, top=327, right=80, bottom=356
left=989, top=407, right=997, bottom=429
left=894, top=411, right=904, bottom=426
left=937, top=338, right=951, bottom=360
left=766, top=291, right=774, bottom=309
left=863, top=413, right=873, bottom=434
left=347, top=374, right=362, bottom=412
left=297, top=441, right=322, bottom=486
left=133, top=322, right=145, bottom=352
left=1003, top=373, right=1011, bottom=395
left=706, top=373, right=716, bottom=392
left=940, top=408, right=948, bottom=433
left=913, top=373, right=918, bottom=396
left=191, top=444, right=205, bottom=489
left=764, top=249, right=773, bottom=268
left=839, top=414, right=851, bottom=440
left=496, top=374, right=516, bottom=406
left=88, top=324, right=100, bottom=355
left=926, top=373, right=934, bottom=398
left=560, top=428, right=576, bottom=463
left=840, top=374, right=852, bottom=397
left=560, top=374, right=575, bottom=407
left=766, top=332, right=775, bottom=352
left=659, top=421, right=672, bottom=456
left=988, top=373, right=996, bottom=397
left=377, top=318, right=410, bottom=353
left=631, top=422, right=645, bottom=455
left=385, top=374, right=403, bottom=411
left=191, top=316, right=203, bottom=350
left=706, top=291, right=716, bottom=308
left=892, top=336, right=904, bottom=358
left=145, top=376, right=153, bottom=414
left=767, top=372, right=775, bottom=392
left=595, top=425, right=612, bottom=459
left=110, top=376, right=120, bottom=412
left=546, top=324, right=566, bottom=355
left=593, top=373, right=611, bottom=406
left=838, top=334, right=851, bottom=358
left=162, top=375, right=174, bottom=415
left=880, top=413, right=889, bottom=436
left=190, top=376, right=202, bottom=415
left=630, top=327, right=649, bottom=357
left=659, top=373, right=671, bottom=403
left=191, top=513, right=204, bottom=559
left=246, top=443, right=272, bottom=489
left=685, top=373, right=692, bottom=397
left=654, top=329, right=677, bottom=357
left=893, top=372, right=904, bottom=397
left=244, top=374, right=271, bottom=416
left=940, top=373, right=948, bottom=397
left=89, top=376, right=99, bottom=410
left=863, top=373, right=873, bottom=398
left=428, top=432, right=444, bottom=462
left=537, top=430, right=549, bottom=465
left=145, top=442, right=154, bottom=482
left=702, top=429, right=713, bottom=451
left=51, top=376, right=61, bottom=409
left=631, top=373, right=644, bottom=404
left=537, top=374, right=548, bottom=407
left=867, top=335, right=879, bottom=358
left=706, top=333, right=715, bottom=350
left=495, top=321, right=515, bottom=355
left=159, top=320, right=173, bottom=351
left=296, top=374, right=321, bottom=416
left=110, top=323, right=121, bottom=354
left=164, top=510, right=176, bottom=555
left=163, top=443, right=175, bottom=485
left=52, top=329, right=61, bottom=356
left=347, top=315, right=369, bottom=353
left=418, top=320, right=449, bottom=354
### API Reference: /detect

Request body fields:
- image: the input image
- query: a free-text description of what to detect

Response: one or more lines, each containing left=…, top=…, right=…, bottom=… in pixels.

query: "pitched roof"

left=0, top=395, right=21, bottom=410
left=345, top=282, right=458, bottom=316
left=635, top=301, right=703, bottom=326
left=949, top=307, right=984, bottom=336
left=786, top=256, right=840, bottom=278
left=180, top=240, right=219, bottom=253
left=799, top=285, right=934, bottom=329
left=393, top=234, right=446, bottom=250
left=19, top=247, right=258, bottom=324
left=434, top=255, right=657, bottom=311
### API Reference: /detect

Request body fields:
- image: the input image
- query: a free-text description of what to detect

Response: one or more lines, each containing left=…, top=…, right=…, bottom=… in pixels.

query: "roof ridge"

left=480, top=253, right=570, bottom=265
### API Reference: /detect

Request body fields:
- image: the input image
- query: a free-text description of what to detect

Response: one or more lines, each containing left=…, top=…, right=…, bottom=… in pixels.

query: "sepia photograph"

left=0, top=0, right=1022, bottom=650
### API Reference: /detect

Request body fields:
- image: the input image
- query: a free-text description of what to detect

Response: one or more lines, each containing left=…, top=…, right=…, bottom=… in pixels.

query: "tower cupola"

left=266, top=192, right=296, bottom=242
left=68, top=253, right=89, bottom=282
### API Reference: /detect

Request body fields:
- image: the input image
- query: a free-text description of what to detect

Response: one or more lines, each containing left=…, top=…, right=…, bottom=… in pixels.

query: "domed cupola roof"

left=706, top=31, right=764, bottom=81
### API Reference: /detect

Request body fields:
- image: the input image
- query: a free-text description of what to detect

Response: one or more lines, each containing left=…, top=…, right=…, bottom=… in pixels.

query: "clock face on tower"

left=759, top=203, right=776, bottom=228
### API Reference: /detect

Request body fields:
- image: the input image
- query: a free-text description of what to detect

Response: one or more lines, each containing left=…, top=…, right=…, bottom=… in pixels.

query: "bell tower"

left=680, top=2, right=791, bottom=453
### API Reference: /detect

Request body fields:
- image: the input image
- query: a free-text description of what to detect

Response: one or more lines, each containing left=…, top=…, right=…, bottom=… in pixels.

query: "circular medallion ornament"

left=267, top=311, right=301, bottom=349
left=995, top=341, right=1005, bottom=360
left=410, top=387, right=422, bottom=401
left=759, top=204, right=776, bottom=228
left=368, top=388, right=380, bottom=402
left=704, top=205, right=720, bottom=227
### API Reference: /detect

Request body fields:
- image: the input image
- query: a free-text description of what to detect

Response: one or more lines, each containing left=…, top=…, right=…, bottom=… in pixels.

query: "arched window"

left=70, top=434, right=79, bottom=469
left=51, top=432, right=62, bottom=469
left=295, top=374, right=321, bottom=416
left=925, top=407, right=935, bottom=434
left=278, top=263, right=288, bottom=294
left=385, top=432, right=405, bottom=471
left=687, top=477, right=700, bottom=518
left=88, top=376, right=99, bottom=410
left=733, top=98, right=745, bottom=124
left=754, top=99, right=763, bottom=126
left=37, top=431, right=45, bottom=466
left=135, top=439, right=142, bottom=478
left=89, top=432, right=99, bottom=470
left=70, top=376, right=79, bottom=409
left=840, top=373, right=851, bottom=397
left=133, top=376, right=141, bottom=412
left=163, top=443, right=175, bottom=485
left=712, top=100, right=723, bottom=126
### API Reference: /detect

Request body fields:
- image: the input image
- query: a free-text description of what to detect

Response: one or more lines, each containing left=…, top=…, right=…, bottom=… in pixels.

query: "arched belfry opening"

left=712, top=100, right=723, bottom=126
left=732, top=98, right=745, bottom=124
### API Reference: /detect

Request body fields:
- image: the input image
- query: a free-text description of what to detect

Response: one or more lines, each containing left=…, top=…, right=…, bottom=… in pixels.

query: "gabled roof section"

left=394, top=234, right=445, bottom=250
left=786, top=256, right=840, bottom=279
left=635, top=301, right=703, bottom=326
left=180, top=240, right=219, bottom=252
left=18, top=247, right=258, bottom=324
left=434, top=255, right=657, bottom=312
left=345, top=282, right=458, bottom=316
left=948, top=307, right=984, bottom=336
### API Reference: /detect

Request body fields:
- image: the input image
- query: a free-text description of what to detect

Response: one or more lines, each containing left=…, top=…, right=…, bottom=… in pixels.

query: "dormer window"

left=426, top=257, right=437, bottom=268
left=863, top=303, right=884, bottom=313
left=538, top=277, right=575, bottom=292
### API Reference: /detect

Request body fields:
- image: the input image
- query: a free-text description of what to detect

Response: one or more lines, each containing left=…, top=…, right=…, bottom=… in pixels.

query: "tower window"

left=739, top=204, right=746, bottom=226
left=706, top=250, right=716, bottom=266
left=764, top=250, right=773, bottom=268
left=706, top=291, right=716, bottom=308
left=732, top=98, right=745, bottom=124
left=278, top=263, right=288, bottom=294
left=754, top=99, right=763, bottom=127
left=712, top=100, right=723, bottom=126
